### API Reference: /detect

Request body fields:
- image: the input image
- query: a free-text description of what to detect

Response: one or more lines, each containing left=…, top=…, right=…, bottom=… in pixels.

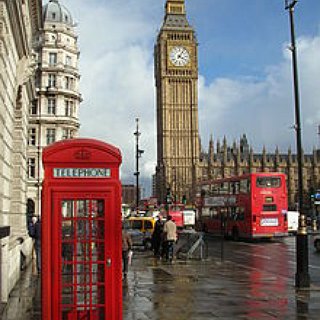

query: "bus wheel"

left=232, top=228, right=239, bottom=241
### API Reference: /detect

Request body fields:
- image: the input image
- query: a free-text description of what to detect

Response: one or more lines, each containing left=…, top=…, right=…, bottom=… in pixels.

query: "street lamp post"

left=134, top=118, right=144, bottom=209
left=285, top=0, right=310, bottom=288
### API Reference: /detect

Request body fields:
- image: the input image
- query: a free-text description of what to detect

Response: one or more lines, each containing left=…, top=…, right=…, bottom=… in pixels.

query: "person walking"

left=163, top=215, right=177, bottom=263
left=152, top=215, right=164, bottom=257
left=28, top=215, right=41, bottom=273
left=122, top=224, right=132, bottom=278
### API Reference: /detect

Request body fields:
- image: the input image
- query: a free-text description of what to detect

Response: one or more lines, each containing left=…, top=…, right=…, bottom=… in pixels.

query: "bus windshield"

left=256, top=177, right=281, bottom=188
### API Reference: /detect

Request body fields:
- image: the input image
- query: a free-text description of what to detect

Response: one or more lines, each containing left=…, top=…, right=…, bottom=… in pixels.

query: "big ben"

left=155, top=0, right=200, bottom=203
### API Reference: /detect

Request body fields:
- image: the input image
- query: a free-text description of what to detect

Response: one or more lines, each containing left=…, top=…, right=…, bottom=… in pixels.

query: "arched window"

left=26, top=199, right=35, bottom=227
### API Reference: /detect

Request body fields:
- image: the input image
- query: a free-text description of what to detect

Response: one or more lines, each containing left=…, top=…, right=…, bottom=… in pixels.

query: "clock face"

left=169, top=46, right=190, bottom=67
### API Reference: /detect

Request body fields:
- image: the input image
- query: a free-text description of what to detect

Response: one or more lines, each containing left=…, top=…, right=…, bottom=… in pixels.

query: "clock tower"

left=155, top=0, right=200, bottom=203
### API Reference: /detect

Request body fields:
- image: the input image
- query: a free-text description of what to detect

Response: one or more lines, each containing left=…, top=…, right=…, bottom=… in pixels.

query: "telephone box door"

left=52, top=192, right=115, bottom=320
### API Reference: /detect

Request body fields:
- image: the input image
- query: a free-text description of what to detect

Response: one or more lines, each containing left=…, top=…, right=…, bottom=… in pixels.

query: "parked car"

left=314, top=236, right=320, bottom=252
left=125, top=217, right=156, bottom=250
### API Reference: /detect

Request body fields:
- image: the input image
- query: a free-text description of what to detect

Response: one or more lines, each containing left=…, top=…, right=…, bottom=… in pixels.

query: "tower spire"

left=166, top=0, right=186, bottom=15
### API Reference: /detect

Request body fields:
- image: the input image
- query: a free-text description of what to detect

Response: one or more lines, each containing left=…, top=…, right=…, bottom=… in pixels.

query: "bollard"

left=312, top=219, right=318, bottom=232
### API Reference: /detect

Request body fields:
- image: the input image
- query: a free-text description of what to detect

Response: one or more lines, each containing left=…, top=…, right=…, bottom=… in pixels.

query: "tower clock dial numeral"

left=169, top=46, right=190, bottom=67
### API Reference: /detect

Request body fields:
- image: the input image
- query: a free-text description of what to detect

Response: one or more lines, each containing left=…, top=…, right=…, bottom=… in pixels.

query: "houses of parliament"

left=154, top=0, right=320, bottom=210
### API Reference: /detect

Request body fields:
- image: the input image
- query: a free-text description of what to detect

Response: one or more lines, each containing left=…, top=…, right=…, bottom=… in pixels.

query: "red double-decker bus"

left=197, top=173, right=288, bottom=240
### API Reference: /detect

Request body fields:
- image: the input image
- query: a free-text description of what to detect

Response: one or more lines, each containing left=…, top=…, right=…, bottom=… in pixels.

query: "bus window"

left=231, top=182, right=236, bottom=194
left=240, top=179, right=249, bottom=193
left=220, top=182, right=229, bottom=194
left=256, top=177, right=281, bottom=188
left=238, top=207, right=245, bottom=221
left=263, top=204, right=277, bottom=212
left=210, top=207, right=219, bottom=219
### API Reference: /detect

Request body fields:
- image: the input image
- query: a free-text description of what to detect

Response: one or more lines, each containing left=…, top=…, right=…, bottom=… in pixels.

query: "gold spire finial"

left=166, top=0, right=186, bottom=15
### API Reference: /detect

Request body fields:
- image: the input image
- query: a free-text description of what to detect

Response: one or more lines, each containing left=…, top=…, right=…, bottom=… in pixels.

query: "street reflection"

left=151, top=267, right=195, bottom=319
left=245, top=241, right=290, bottom=318
left=296, top=289, right=310, bottom=319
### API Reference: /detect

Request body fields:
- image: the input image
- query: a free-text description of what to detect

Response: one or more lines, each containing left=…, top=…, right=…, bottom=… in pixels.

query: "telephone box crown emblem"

left=74, top=148, right=91, bottom=160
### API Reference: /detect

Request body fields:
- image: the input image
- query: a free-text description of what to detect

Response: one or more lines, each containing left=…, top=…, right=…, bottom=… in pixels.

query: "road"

left=206, top=233, right=320, bottom=285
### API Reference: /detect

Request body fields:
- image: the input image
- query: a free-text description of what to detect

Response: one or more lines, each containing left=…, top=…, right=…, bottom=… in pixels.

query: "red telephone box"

left=42, top=138, right=122, bottom=320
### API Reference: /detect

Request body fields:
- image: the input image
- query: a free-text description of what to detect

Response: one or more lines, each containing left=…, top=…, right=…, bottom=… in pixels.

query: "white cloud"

left=61, top=0, right=159, bottom=188
left=199, top=35, right=320, bottom=153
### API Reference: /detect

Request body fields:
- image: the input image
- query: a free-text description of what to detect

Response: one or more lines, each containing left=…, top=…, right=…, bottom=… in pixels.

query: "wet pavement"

left=123, top=251, right=320, bottom=320
left=2, top=239, right=320, bottom=319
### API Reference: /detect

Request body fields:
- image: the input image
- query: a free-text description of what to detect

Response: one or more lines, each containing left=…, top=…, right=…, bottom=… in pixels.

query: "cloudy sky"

left=60, top=0, right=320, bottom=196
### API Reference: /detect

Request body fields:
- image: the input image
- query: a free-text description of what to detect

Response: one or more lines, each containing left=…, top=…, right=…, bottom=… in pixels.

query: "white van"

left=287, top=211, right=299, bottom=233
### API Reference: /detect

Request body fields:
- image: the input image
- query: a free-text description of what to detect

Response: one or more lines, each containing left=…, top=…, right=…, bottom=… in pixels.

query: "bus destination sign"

left=53, top=168, right=111, bottom=178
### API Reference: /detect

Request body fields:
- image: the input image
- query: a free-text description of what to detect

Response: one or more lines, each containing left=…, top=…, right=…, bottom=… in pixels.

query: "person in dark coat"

left=152, top=216, right=164, bottom=257
left=122, top=224, right=132, bottom=278
left=28, top=216, right=41, bottom=273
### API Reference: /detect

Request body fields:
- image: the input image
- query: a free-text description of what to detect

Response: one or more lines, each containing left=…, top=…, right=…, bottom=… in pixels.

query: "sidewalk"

left=2, top=251, right=320, bottom=319
left=1, top=260, right=41, bottom=320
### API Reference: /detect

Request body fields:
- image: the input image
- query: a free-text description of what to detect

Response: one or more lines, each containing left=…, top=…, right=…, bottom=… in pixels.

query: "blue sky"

left=190, top=0, right=320, bottom=80
left=60, top=0, right=320, bottom=196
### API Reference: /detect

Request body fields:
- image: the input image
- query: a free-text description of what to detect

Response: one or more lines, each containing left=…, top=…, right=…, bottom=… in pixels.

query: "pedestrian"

left=152, top=215, right=164, bottom=257
left=163, top=215, right=177, bottom=262
left=28, top=215, right=41, bottom=273
left=122, top=223, right=132, bottom=278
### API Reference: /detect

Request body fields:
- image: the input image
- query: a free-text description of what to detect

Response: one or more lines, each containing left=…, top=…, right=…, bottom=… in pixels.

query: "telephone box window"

left=60, top=199, right=106, bottom=316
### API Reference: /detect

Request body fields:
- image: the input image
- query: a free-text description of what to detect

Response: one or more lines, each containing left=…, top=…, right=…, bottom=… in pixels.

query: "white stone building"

left=27, top=0, right=81, bottom=215
left=0, top=0, right=42, bottom=304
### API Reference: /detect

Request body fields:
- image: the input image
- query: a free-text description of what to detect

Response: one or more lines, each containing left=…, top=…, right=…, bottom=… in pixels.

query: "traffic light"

left=182, top=194, right=187, bottom=205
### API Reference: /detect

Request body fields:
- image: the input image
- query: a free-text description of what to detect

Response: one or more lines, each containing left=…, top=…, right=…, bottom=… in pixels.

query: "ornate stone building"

left=155, top=0, right=200, bottom=203
left=27, top=0, right=81, bottom=215
left=0, top=0, right=42, bottom=304
left=155, top=0, right=320, bottom=210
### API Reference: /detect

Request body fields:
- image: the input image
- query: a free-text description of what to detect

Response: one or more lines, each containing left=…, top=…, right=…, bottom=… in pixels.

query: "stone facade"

left=27, top=0, right=81, bottom=216
left=0, top=0, right=42, bottom=302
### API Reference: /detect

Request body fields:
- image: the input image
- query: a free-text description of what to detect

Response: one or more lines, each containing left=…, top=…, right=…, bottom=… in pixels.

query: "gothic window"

left=47, top=97, right=56, bottom=115
left=28, top=158, right=36, bottom=178
left=28, top=128, right=37, bottom=146
left=27, top=199, right=35, bottom=216
left=49, top=52, right=57, bottom=66
left=46, top=128, right=56, bottom=145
